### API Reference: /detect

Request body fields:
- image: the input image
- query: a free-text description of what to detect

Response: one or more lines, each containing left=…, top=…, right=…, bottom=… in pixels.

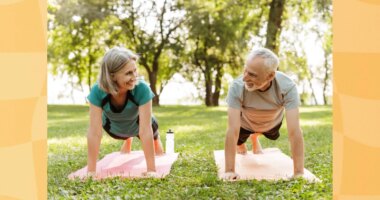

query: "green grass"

left=48, top=105, right=332, bottom=199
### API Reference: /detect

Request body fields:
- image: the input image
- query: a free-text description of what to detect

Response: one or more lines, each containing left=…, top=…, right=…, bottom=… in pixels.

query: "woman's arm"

left=87, top=103, right=103, bottom=173
left=138, top=100, right=156, bottom=172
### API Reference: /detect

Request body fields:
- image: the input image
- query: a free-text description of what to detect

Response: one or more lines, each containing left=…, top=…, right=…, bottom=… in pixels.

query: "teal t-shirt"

left=87, top=80, right=155, bottom=138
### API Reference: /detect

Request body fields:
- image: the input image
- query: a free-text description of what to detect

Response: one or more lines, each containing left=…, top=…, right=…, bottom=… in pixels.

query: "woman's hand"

left=142, top=171, right=159, bottom=178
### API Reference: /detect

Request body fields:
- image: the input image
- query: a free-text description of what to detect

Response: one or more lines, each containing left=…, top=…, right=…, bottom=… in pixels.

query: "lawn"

left=48, top=105, right=332, bottom=199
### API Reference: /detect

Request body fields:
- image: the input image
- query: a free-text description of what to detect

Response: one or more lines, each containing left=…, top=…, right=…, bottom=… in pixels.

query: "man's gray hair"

left=246, top=48, right=279, bottom=72
left=98, top=47, right=138, bottom=95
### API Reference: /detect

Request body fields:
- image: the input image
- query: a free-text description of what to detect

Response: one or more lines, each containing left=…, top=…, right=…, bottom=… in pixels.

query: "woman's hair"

left=98, top=47, right=138, bottom=95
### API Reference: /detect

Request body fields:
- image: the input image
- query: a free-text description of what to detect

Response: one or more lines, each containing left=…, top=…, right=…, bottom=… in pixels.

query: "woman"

left=86, top=47, right=164, bottom=177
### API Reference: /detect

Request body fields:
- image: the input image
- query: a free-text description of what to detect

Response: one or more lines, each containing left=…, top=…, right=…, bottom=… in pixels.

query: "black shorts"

left=103, top=117, right=159, bottom=140
left=237, top=122, right=282, bottom=145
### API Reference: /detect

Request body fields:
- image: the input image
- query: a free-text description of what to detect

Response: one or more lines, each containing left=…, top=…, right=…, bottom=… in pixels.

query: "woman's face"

left=112, top=60, right=138, bottom=92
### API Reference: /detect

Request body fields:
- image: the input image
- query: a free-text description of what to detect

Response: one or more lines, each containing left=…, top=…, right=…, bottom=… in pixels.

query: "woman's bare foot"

left=120, top=137, right=133, bottom=154
left=154, top=136, right=164, bottom=156
left=237, top=143, right=247, bottom=154
left=251, top=134, right=263, bottom=154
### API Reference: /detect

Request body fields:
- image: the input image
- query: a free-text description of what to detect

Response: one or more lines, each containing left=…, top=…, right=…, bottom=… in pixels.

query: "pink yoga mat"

left=68, top=151, right=179, bottom=180
left=214, top=148, right=320, bottom=182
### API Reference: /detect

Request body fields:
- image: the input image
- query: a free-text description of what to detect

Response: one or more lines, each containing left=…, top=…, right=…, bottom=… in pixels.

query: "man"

left=222, top=48, right=304, bottom=180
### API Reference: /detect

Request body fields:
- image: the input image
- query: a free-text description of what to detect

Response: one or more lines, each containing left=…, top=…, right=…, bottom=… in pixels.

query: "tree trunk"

left=204, top=67, right=213, bottom=106
left=300, top=83, right=307, bottom=105
left=88, top=62, right=92, bottom=92
left=307, top=77, right=318, bottom=105
left=87, top=26, right=93, bottom=92
left=148, top=70, right=160, bottom=106
left=265, top=0, right=285, bottom=55
left=211, top=66, right=223, bottom=106
left=322, top=53, right=330, bottom=105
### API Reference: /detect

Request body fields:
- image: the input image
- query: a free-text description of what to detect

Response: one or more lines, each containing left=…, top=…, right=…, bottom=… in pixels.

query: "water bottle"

left=166, top=129, right=174, bottom=154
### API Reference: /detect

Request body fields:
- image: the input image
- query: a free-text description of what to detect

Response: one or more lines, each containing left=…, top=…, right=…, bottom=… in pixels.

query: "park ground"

left=48, top=105, right=332, bottom=199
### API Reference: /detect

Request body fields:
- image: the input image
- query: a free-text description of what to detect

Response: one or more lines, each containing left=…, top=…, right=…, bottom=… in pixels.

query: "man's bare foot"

left=154, top=136, right=164, bottom=156
left=251, top=134, right=263, bottom=154
left=120, top=137, right=133, bottom=154
left=237, top=143, right=247, bottom=154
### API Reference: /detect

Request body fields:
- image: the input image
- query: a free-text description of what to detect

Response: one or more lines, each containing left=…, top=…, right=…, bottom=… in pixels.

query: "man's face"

left=243, top=57, right=274, bottom=92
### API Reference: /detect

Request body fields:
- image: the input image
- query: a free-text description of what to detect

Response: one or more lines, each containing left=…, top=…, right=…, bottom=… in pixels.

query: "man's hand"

left=285, top=108, right=304, bottom=175
left=225, top=107, right=241, bottom=174
left=221, top=172, right=240, bottom=181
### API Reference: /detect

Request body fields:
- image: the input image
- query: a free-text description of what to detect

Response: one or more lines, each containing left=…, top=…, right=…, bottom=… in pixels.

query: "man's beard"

left=244, top=80, right=269, bottom=92
left=244, top=84, right=258, bottom=92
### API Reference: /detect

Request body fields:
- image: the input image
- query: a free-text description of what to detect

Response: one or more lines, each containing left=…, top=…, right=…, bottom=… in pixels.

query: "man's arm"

left=285, top=108, right=304, bottom=176
left=223, top=107, right=241, bottom=179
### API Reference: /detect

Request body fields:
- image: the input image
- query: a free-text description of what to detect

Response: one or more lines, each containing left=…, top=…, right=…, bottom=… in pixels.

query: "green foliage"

left=283, top=0, right=315, bottom=23
left=279, top=0, right=332, bottom=105
left=109, top=0, right=186, bottom=105
left=48, top=0, right=333, bottom=106
left=48, top=0, right=112, bottom=91
left=48, top=105, right=332, bottom=199
left=181, top=0, right=265, bottom=106
left=48, top=0, right=185, bottom=104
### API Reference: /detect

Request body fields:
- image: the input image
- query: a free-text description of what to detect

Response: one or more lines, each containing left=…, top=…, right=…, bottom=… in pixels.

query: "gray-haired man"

left=222, top=48, right=304, bottom=180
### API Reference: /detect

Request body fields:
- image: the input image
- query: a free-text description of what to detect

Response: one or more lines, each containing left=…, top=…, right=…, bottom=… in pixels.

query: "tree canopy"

left=48, top=0, right=332, bottom=106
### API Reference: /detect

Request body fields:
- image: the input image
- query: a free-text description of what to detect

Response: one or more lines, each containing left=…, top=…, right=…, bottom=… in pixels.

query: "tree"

left=265, top=0, right=286, bottom=54
left=48, top=0, right=111, bottom=92
left=315, top=0, right=332, bottom=105
left=48, top=0, right=332, bottom=106
left=321, top=29, right=332, bottom=105
left=110, top=0, right=185, bottom=106
left=277, top=0, right=332, bottom=105
left=183, top=0, right=263, bottom=106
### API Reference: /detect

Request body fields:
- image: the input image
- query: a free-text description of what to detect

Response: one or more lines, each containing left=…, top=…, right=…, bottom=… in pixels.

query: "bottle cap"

left=167, top=129, right=174, bottom=134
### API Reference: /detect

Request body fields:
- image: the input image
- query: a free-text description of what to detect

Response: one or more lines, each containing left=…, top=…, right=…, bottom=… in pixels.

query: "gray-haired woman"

left=86, top=47, right=164, bottom=177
